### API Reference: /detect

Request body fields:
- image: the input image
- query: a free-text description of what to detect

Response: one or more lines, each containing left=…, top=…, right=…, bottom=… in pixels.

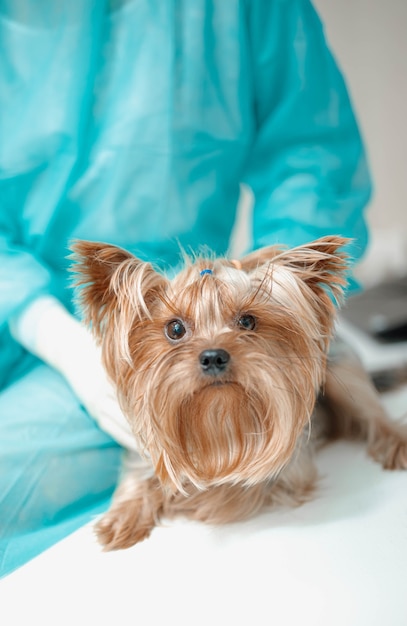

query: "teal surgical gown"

left=0, top=0, right=372, bottom=577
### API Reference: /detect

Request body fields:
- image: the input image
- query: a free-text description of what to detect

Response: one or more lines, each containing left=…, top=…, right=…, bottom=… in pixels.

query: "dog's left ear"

left=69, top=241, right=168, bottom=340
left=239, top=236, right=350, bottom=303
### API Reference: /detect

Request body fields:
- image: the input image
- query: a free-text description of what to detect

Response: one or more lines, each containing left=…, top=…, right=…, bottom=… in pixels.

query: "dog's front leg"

left=95, top=470, right=164, bottom=550
left=324, top=339, right=407, bottom=469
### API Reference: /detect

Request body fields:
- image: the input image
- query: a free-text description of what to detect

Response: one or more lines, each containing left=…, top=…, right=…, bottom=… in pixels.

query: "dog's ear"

left=239, top=236, right=350, bottom=303
left=238, top=244, right=283, bottom=273
left=69, top=241, right=168, bottom=341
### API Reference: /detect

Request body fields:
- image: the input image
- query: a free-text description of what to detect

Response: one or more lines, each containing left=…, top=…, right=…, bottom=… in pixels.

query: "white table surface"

left=1, top=329, right=407, bottom=626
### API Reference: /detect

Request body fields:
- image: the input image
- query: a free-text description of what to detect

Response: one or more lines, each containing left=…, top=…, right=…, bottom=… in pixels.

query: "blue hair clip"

left=200, top=268, right=213, bottom=276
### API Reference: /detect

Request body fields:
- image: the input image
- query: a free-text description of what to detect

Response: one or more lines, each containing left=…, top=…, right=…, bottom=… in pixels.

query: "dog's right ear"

left=69, top=241, right=168, bottom=341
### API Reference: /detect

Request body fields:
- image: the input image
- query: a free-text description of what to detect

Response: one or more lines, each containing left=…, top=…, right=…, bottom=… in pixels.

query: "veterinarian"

left=0, top=0, right=372, bottom=577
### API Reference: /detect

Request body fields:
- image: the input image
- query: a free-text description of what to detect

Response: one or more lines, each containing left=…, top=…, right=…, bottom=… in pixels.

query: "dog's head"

left=70, top=236, right=349, bottom=491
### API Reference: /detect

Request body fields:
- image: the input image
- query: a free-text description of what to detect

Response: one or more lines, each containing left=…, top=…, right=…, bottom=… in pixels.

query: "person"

left=0, top=0, right=372, bottom=578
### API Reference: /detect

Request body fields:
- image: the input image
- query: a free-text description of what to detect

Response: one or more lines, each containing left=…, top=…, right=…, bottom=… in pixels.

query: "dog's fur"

left=70, top=236, right=407, bottom=550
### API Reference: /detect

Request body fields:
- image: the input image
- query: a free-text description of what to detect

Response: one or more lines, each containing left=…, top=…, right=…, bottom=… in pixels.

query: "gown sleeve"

left=0, top=210, right=54, bottom=326
left=242, top=0, right=372, bottom=293
left=0, top=1, right=101, bottom=327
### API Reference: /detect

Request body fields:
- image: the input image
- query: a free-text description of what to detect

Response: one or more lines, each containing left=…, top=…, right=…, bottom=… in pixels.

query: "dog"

left=70, top=236, right=407, bottom=550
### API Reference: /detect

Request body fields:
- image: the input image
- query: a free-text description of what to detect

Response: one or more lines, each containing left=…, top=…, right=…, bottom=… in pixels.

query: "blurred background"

left=313, top=0, right=407, bottom=287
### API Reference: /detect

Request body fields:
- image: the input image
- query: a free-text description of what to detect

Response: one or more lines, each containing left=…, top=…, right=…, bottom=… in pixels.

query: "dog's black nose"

left=199, top=349, right=230, bottom=375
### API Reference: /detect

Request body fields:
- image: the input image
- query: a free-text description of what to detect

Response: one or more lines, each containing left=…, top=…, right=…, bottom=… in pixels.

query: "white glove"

left=9, top=295, right=138, bottom=451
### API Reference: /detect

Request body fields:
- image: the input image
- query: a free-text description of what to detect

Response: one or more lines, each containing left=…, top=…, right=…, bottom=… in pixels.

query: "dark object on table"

left=342, top=275, right=407, bottom=344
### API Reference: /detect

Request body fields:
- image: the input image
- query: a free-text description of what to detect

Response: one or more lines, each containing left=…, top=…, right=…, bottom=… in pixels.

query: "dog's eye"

left=165, top=319, right=187, bottom=341
left=237, top=314, right=256, bottom=331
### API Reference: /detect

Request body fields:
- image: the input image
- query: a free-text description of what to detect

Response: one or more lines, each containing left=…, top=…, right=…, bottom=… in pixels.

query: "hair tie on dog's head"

left=200, top=268, right=213, bottom=276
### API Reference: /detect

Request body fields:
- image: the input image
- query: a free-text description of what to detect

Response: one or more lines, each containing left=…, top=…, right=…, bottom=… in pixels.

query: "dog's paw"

left=94, top=475, right=164, bottom=550
left=368, top=421, right=407, bottom=470
left=95, top=503, right=155, bottom=551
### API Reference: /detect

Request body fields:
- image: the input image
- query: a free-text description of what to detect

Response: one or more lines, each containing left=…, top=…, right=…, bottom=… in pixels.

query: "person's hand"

left=9, top=296, right=138, bottom=450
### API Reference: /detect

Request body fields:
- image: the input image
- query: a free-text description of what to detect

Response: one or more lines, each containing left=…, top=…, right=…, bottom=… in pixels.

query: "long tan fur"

left=70, top=236, right=407, bottom=550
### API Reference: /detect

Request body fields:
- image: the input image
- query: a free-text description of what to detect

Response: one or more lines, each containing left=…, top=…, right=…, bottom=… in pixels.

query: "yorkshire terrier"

left=71, top=236, right=407, bottom=550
